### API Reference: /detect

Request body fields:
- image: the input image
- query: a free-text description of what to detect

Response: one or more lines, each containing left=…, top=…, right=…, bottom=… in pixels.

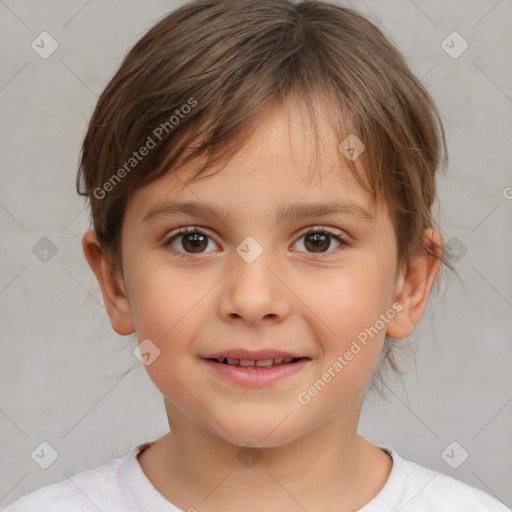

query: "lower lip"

left=202, top=358, right=311, bottom=387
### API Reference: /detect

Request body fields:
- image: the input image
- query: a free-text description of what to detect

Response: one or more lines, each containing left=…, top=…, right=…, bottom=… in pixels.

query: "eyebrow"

left=142, top=200, right=374, bottom=225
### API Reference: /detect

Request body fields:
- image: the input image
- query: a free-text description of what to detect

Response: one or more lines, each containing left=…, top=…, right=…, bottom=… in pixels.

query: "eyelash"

left=163, top=225, right=349, bottom=259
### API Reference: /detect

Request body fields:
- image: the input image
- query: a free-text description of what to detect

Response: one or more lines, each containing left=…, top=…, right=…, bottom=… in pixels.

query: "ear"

left=386, top=228, right=443, bottom=339
left=82, top=229, right=135, bottom=336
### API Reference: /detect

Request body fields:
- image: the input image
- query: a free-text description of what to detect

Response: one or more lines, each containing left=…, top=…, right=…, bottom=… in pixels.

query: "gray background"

left=1, top=0, right=511, bottom=508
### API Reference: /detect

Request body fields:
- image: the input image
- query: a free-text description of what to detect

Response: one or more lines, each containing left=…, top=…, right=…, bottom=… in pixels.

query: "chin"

left=215, top=419, right=306, bottom=449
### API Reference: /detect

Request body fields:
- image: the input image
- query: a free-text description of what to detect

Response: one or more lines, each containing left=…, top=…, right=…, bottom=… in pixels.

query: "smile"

left=208, top=357, right=303, bottom=368
left=202, top=357, right=311, bottom=387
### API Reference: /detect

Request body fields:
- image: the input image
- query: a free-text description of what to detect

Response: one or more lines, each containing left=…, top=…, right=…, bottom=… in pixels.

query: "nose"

left=217, top=248, right=291, bottom=325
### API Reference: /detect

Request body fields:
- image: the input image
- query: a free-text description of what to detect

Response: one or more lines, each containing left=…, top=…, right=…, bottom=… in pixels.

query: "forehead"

left=125, top=100, right=387, bottom=226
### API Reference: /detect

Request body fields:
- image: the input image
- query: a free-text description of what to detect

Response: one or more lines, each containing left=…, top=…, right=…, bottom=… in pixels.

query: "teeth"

left=255, top=359, right=274, bottom=367
left=214, top=357, right=300, bottom=368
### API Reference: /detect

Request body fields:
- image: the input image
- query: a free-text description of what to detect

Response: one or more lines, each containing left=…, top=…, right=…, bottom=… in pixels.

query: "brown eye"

left=304, top=232, right=332, bottom=252
left=293, top=227, right=347, bottom=255
left=165, top=227, right=218, bottom=255
left=181, top=232, right=208, bottom=253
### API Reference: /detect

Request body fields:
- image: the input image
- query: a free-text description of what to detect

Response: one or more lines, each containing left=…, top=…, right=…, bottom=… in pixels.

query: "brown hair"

left=77, top=0, right=454, bottom=388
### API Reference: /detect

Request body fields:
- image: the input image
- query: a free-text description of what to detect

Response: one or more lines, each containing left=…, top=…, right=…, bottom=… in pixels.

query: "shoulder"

left=385, top=448, right=509, bottom=511
left=2, top=446, right=138, bottom=512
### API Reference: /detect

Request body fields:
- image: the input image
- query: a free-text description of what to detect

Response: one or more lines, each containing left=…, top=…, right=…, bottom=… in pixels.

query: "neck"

left=137, top=397, right=392, bottom=512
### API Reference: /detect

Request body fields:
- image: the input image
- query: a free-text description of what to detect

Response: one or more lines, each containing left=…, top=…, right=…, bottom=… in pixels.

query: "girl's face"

left=103, top=102, right=423, bottom=447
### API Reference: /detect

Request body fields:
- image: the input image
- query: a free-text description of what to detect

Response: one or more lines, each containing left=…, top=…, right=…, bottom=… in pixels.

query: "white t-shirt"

left=2, top=441, right=508, bottom=511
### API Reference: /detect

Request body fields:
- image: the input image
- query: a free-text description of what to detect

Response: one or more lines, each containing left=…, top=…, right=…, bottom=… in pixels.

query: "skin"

left=83, top=100, right=442, bottom=512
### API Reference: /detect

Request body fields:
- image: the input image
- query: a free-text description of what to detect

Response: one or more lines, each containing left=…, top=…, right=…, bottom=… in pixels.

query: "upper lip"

left=203, top=349, right=309, bottom=360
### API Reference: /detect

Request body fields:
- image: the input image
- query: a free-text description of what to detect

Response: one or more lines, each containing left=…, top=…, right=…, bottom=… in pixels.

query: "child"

left=4, top=0, right=508, bottom=510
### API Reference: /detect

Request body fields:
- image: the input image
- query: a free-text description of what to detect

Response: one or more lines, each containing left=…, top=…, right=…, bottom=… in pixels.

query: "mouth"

left=205, top=356, right=307, bottom=369
left=201, top=352, right=312, bottom=387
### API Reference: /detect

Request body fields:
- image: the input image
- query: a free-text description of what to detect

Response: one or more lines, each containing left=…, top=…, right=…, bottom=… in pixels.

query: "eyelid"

left=295, top=224, right=348, bottom=239
left=165, top=225, right=218, bottom=244
left=165, top=224, right=348, bottom=241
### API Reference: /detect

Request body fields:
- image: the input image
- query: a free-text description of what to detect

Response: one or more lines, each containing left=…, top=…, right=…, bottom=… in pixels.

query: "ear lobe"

left=82, top=230, right=135, bottom=336
left=386, top=229, right=443, bottom=339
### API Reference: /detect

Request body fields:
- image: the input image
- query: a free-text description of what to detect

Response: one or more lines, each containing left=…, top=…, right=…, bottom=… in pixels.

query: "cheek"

left=126, top=256, right=194, bottom=333
left=294, top=259, right=393, bottom=395
left=127, top=266, right=205, bottom=407
left=295, top=275, right=388, bottom=414
left=299, top=261, right=391, bottom=341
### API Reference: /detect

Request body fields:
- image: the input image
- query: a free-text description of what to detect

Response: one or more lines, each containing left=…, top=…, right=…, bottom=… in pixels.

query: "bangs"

left=78, top=0, right=445, bottom=274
